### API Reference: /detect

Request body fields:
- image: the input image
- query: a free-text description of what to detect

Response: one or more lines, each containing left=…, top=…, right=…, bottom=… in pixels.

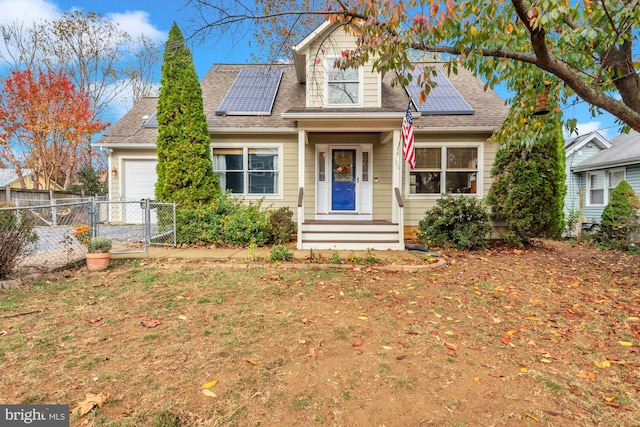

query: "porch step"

left=300, top=220, right=403, bottom=250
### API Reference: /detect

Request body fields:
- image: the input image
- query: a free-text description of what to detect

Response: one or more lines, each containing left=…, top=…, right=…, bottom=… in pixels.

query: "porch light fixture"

left=111, top=167, right=118, bottom=176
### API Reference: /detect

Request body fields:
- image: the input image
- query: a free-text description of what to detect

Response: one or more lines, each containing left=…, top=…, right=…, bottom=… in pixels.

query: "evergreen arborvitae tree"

left=487, top=118, right=566, bottom=245
left=155, top=23, right=219, bottom=206
left=599, top=180, right=640, bottom=249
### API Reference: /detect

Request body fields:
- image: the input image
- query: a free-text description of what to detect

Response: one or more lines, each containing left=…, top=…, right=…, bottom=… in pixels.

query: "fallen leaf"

left=141, top=318, right=160, bottom=328
left=594, top=359, right=611, bottom=369
left=0, top=330, right=7, bottom=336
left=445, top=342, right=458, bottom=351
left=71, top=392, right=109, bottom=417
left=576, top=372, right=597, bottom=380
left=618, top=341, right=633, bottom=347
left=473, top=376, right=480, bottom=382
left=202, top=380, right=218, bottom=389
left=83, top=317, right=102, bottom=324
left=245, top=359, right=257, bottom=365
left=202, top=389, right=217, bottom=397
left=603, top=395, right=617, bottom=402
left=352, top=340, right=363, bottom=347
left=298, top=337, right=306, bottom=344
left=501, top=335, right=511, bottom=345
left=396, top=354, right=407, bottom=360
left=357, top=316, right=368, bottom=320
left=523, top=413, right=539, bottom=422
left=382, top=345, right=393, bottom=350
left=178, top=315, right=187, bottom=320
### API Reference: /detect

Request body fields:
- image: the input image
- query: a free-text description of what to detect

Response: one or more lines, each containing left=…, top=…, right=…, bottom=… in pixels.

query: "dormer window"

left=327, top=60, right=361, bottom=106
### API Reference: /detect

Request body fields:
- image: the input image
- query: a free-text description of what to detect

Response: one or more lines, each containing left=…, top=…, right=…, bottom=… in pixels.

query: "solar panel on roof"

left=143, top=112, right=158, bottom=128
left=403, top=67, right=474, bottom=115
left=216, top=68, right=284, bottom=116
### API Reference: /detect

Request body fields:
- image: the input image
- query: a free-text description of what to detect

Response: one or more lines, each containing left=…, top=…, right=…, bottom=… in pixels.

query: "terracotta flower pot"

left=85, top=252, right=111, bottom=272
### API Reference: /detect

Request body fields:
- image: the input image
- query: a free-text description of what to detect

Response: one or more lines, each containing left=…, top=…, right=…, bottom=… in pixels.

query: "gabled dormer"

left=292, top=21, right=381, bottom=108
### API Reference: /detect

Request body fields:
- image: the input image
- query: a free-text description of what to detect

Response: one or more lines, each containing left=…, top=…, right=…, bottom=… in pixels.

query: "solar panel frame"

left=143, top=112, right=158, bottom=128
left=216, top=68, right=284, bottom=116
left=403, top=67, right=474, bottom=115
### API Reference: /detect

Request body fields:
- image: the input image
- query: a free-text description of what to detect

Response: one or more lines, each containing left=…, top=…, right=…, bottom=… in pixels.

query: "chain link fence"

left=0, top=198, right=176, bottom=280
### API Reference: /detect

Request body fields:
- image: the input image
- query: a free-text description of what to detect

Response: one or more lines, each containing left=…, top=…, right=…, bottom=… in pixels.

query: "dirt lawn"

left=1, top=240, right=639, bottom=426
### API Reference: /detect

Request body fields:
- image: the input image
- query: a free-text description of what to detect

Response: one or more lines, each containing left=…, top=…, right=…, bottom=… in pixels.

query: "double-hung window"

left=327, top=60, right=360, bottom=106
left=212, top=146, right=280, bottom=196
left=410, top=146, right=479, bottom=195
left=587, top=168, right=625, bottom=206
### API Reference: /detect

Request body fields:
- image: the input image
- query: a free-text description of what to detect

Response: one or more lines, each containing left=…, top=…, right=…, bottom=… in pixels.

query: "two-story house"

left=95, top=21, right=508, bottom=250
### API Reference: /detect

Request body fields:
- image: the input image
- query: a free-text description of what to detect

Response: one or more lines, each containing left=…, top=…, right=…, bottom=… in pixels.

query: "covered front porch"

left=285, top=114, right=409, bottom=250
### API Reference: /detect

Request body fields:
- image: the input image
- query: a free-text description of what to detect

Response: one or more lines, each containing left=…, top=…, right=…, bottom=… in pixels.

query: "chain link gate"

left=91, top=198, right=176, bottom=254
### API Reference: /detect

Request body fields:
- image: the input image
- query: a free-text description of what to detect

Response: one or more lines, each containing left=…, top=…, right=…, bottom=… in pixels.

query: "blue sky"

left=0, top=0, right=622, bottom=139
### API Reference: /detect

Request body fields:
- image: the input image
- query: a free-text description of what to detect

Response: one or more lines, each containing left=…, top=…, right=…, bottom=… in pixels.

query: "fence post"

left=51, top=190, right=58, bottom=227
left=145, top=198, right=151, bottom=247
left=88, top=198, right=96, bottom=237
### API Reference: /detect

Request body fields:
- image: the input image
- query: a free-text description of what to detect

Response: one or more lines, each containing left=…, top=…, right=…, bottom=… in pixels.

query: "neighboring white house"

left=94, top=20, right=509, bottom=250
left=566, top=130, right=640, bottom=227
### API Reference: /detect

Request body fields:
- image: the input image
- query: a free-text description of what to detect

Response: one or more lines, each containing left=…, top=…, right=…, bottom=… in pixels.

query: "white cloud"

left=0, top=0, right=62, bottom=24
left=106, top=11, right=166, bottom=43
left=575, top=121, right=602, bottom=136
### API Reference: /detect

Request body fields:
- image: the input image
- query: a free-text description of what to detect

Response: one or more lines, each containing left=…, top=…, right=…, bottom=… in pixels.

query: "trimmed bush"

left=598, top=180, right=639, bottom=250
left=0, top=203, right=39, bottom=279
left=176, top=193, right=270, bottom=247
left=268, top=207, right=296, bottom=245
left=416, top=195, right=492, bottom=250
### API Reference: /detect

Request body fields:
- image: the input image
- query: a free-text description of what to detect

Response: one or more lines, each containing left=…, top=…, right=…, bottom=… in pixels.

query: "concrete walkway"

left=111, top=245, right=430, bottom=264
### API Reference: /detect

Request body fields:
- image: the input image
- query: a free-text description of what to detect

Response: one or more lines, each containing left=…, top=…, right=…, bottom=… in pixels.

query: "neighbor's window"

left=327, top=60, right=360, bottom=105
left=588, top=172, right=605, bottom=205
left=410, top=146, right=478, bottom=195
left=213, top=147, right=280, bottom=195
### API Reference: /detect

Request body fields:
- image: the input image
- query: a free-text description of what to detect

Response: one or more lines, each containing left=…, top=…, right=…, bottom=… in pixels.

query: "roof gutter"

left=572, top=156, right=640, bottom=172
left=282, top=111, right=421, bottom=120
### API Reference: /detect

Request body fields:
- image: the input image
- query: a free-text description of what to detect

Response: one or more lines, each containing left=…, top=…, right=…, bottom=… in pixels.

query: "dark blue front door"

left=331, top=149, right=356, bottom=211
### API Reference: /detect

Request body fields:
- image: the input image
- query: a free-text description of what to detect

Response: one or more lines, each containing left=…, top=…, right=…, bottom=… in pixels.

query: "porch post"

left=297, top=130, right=306, bottom=249
left=391, top=129, right=402, bottom=224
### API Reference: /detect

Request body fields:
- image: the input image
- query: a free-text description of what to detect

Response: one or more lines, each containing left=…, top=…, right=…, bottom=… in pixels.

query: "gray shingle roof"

left=95, top=62, right=507, bottom=147
left=573, top=130, right=640, bottom=171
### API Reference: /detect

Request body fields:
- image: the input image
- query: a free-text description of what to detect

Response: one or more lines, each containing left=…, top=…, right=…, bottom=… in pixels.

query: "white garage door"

left=123, top=159, right=158, bottom=223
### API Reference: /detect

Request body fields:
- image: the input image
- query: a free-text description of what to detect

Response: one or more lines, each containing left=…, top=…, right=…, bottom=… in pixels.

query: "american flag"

left=402, top=100, right=415, bottom=169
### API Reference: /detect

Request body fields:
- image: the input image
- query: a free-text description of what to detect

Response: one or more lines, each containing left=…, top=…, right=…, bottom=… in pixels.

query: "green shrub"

left=88, top=237, right=112, bottom=253
left=269, top=245, right=293, bottom=262
left=268, top=206, right=296, bottom=245
left=597, top=180, right=639, bottom=250
left=416, top=195, right=492, bottom=250
left=176, top=193, right=270, bottom=247
left=0, top=203, right=39, bottom=279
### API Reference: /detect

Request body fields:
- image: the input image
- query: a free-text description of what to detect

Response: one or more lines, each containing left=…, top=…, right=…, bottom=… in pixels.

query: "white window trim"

left=211, top=143, right=283, bottom=199
left=586, top=168, right=625, bottom=207
left=325, top=57, right=363, bottom=107
left=406, top=142, right=483, bottom=198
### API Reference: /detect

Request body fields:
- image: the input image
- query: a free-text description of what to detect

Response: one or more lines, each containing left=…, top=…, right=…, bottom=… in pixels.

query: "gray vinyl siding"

left=565, top=145, right=604, bottom=218
left=578, top=165, right=640, bottom=224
